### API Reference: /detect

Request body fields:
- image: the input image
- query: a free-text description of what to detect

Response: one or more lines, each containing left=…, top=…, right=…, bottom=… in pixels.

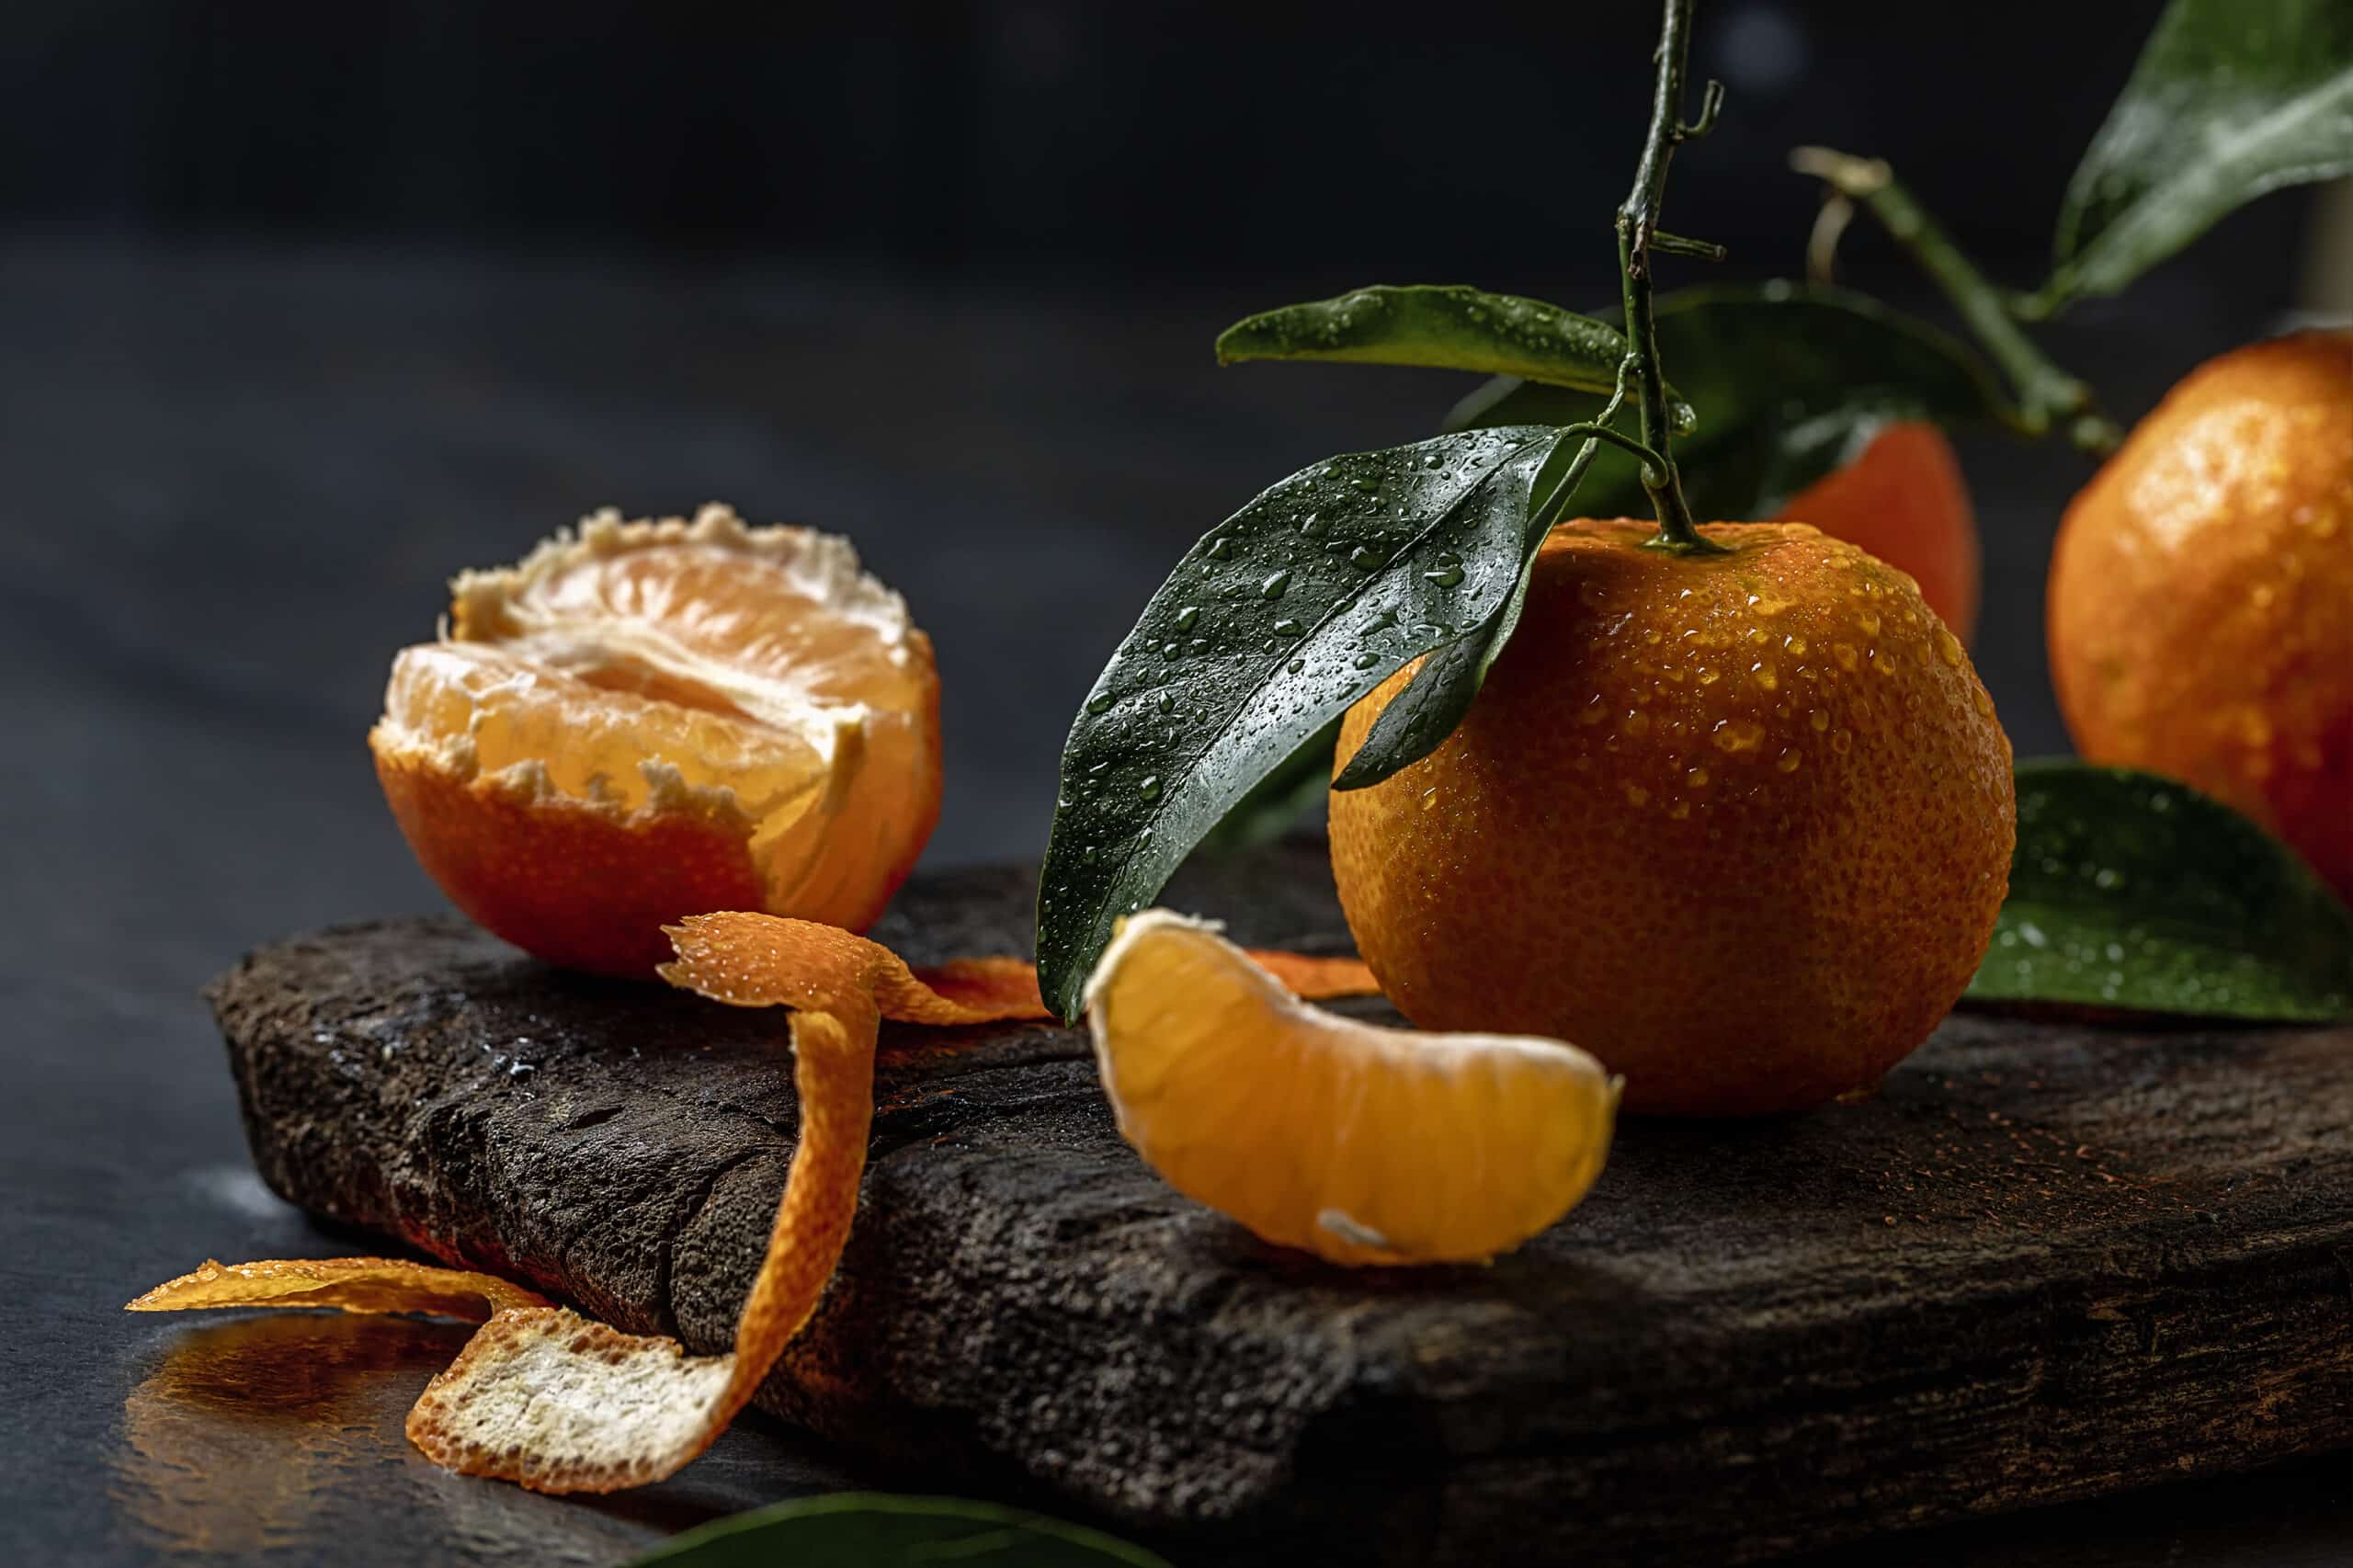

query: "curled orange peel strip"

left=130, top=916, right=1380, bottom=1493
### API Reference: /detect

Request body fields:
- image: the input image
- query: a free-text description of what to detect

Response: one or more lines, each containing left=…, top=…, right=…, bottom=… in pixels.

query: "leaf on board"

left=1216, top=283, right=1679, bottom=412
left=1036, top=426, right=1576, bottom=1019
left=1967, top=762, right=2353, bottom=1020
left=627, top=1493, right=1171, bottom=1567
left=1447, top=284, right=2012, bottom=522
left=2031, top=0, right=2353, bottom=312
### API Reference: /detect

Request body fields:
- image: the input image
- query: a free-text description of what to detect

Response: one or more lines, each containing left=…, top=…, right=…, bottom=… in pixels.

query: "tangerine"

left=370, top=505, right=941, bottom=976
left=1329, top=520, right=2015, bottom=1117
left=2049, top=331, right=2353, bottom=903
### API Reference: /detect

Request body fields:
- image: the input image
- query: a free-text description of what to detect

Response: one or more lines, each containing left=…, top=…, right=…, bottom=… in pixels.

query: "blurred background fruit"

left=1774, top=420, right=1979, bottom=640
left=2049, top=331, right=2353, bottom=903
left=1330, top=518, right=2016, bottom=1116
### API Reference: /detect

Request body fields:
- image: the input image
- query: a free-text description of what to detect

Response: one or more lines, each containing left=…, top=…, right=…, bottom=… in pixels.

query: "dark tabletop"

left=4, top=236, right=2347, bottom=1563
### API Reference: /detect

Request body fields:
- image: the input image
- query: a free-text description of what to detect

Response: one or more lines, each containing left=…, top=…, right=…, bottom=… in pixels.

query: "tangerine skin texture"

left=2049, top=331, right=2353, bottom=903
left=1330, top=520, right=2016, bottom=1118
left=375, top=748, right=771, bottom=977
left=1775, top=421, right=1979, bottom=642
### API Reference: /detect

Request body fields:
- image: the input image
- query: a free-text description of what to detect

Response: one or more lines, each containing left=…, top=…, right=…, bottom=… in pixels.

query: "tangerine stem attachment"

left=1789, top=146, right=2123, bottom=457
left=1619, top=0, right=1730, bottom=557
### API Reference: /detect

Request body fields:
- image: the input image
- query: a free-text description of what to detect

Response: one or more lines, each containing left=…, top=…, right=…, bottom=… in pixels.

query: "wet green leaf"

left=1216, top=283, right=1671, bottom=406
left=628, top=1494, right=1169, bottom=1567
left=1332, top=429, right=1594, bottom=790
left=2031, top=0, right=2353, bottom=312
left=1447, top=284, right=2011, bottom=521
left=1195, top=716, right=1339, bottom=854
left=1038, top=426, right=1573, bottom=1019
left=1968, top=762, right=2353, bottom=1020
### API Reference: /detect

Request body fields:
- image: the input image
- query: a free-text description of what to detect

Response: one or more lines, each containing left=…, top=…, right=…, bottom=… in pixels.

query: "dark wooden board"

left=206, top=839, right=2353, bottom=1566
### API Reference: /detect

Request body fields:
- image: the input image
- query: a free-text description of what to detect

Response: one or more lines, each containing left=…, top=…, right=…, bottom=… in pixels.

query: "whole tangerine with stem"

left=1774, top=420, right=1979, bottom=641
left=1329, top=519, right=2016, bottom=1117
left=369, top=505, right=942, bottom=977
left=2049, top=330, right=2353, bottom=903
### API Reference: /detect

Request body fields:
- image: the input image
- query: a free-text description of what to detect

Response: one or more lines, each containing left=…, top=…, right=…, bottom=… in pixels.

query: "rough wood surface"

left=206, top=840, right=2353, bottom=1566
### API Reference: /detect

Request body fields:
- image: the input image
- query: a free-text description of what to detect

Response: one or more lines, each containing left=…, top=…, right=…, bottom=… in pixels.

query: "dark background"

left=5, top=4, right=2347, bottom=1564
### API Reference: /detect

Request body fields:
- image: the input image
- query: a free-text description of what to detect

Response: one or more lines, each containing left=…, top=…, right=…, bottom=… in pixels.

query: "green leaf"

left=2033, top=0, right=2353, bottom=312
left=628, top=1493, right=1170, bottom=1567
left=1331, top=428, right=1594, bottom=790
left=1195, top=715, right=1339, bottom=853
left=1447, top=284, right=2012, bottom=522
left=1038, top=426, right=1574, bottom=1019
left=1216, top=283, right=1665, bottom=404
left=1968, top=762, right=2353, bottom=1020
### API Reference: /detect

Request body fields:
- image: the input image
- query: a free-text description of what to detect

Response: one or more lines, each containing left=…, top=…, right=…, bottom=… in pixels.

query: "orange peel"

left=127, top=1257, right=550, bottom=1322
left=131, top=920, right=1380, bottom=1491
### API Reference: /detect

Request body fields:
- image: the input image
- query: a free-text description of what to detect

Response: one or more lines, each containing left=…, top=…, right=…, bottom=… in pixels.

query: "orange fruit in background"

left=2049, top=330, right=2353, bottom=903
left=1329, top=520, right=2016, bottom=1117
left=1774, top=420, right=1979, bottom=641
left=370, top=505, right=942, bottom=976
left=1084, top=909, right=1620, bottom=1264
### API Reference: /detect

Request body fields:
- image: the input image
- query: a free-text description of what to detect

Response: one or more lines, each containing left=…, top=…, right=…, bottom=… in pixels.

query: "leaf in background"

left=1447, top=284, right=2012, bottom=522
left=1217, top=284, right=1677, bottom=410
left=629, top=1493, right=1169, bottom=1567
left=1967, top=762, right=2353, bottom=1020
left=1037, top=426, right=1574, bottom=1019
left=2032, top=0, right=2353, bottom=313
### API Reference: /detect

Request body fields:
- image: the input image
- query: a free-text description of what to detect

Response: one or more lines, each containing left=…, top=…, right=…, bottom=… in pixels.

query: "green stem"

left=1790, top=146, right=2122, bottom=456
left=1618, top=0, right=1729, bottom=555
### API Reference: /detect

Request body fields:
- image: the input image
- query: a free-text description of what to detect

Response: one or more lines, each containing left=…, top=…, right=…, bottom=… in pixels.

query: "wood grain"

left=205, top=840, right=2353, bottom=1565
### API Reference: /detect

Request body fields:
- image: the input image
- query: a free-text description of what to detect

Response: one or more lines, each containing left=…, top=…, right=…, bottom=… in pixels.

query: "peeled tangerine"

left=370, top=504, right=942, bottom=977
left=1086, top=910, right=1620, bottom=1266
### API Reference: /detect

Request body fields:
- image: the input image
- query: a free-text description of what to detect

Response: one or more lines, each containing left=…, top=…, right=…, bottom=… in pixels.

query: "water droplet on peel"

left=1205, top=538, right=1231, bottom=559
left=1273, top=618, right=1303, bottom=637
left=1349, top=546, right=1383, bottom=570
left=1288, top=657, right=1306, bottom=674
left=1936, top=628, right=1963, bottom=667
left=1137, top=776, right=1163, bottom=801
left=1808, top=708, right=1830, bottom=733
left=1425, top=564, right=1465, bottom=588
left=1776, top=748, right=1802, bottom=773
left=1086, top=692, right=1114, bottom=714
left=1175, top=606, right=1201, bottom=631
left=1157, top=695, right=1175, bottom=713
left=1262, top=570, right=1293, bottom=598
left=1421, top=787, right=1439, bottom=812
left=1300, top=512, right=1325, bottom=537
left=1686, top=765, right=1711, bottom=788
left=1711, top=721, right=1766, bottom=754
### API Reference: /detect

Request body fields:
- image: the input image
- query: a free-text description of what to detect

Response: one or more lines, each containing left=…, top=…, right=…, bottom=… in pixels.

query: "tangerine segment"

left=126, top=1257, right=551, bottom=1323
left=1085, top=911, right=1619, bottom=1267
left=369, top=505, right=941, bottom=976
